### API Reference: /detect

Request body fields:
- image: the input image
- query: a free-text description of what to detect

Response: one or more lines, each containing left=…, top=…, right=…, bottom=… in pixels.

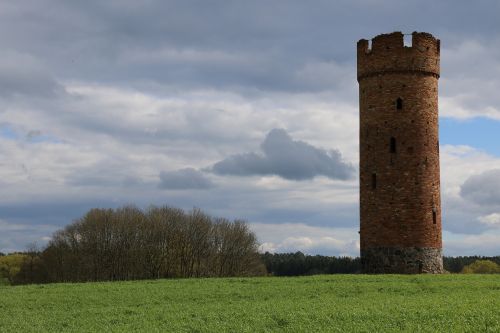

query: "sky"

left=1, top=0, right=499, bottom=257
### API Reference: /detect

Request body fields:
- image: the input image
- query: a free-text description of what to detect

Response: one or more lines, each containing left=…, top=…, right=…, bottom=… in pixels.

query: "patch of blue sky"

left=440, top=117, right=500, bottom=157
left=0, top=124, right=61, bottom=144
left=0, top=124, right=21, bottom=140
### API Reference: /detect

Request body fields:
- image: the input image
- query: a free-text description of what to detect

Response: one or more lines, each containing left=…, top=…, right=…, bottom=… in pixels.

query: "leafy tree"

left=461, top=260, right=500, bottom=274
left=0, top=254, right=28, bottom=284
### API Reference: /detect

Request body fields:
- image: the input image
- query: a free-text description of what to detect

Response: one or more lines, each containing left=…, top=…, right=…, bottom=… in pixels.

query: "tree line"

left=261, top=252, right=500, bottom=275
left=261, top=251, right=361, bottom=275
left=443, top=256, right=500, bottom=273
left=2, top=210, right=500, bottom=285
left=6, top=205, right=266, bottom=284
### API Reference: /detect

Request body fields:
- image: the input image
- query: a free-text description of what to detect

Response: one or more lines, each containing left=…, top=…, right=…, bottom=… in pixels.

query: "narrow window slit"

left=390, top=137, right=397, bottom=153
left=371, top=173, right=377, bottom=190
left=396, top=98, right=403, bottom=110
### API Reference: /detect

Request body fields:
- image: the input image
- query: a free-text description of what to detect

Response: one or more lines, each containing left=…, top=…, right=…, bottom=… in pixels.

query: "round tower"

left=357, top=32, right=443, bottom=273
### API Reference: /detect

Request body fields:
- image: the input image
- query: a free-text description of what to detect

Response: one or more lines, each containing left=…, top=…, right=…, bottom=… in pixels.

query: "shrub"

left=461, top=260, right=500, bottom=274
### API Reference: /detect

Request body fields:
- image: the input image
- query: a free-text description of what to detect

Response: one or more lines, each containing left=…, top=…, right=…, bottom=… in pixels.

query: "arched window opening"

left=432, top=208, right=437, bottom=224
left=396, top=97, right=403, bottom=110
left=390, top=137, right=397, bottom=153
left=371, top=173, right=377, bottom=190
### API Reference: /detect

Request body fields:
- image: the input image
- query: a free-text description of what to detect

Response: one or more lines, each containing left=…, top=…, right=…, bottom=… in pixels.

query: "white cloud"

left=441, top=145, right=500, bottom=199
left=440, top=145, right=500, bottom=234
left=444, top=230, right=500, bottom=257
left=0, top=80, right=359, bottom=203
left=478, top=213, right=500, bottom=228
left=440, top=39, right=500, bottom=120
left=440, top=95, right=500, bottom=120
left=252, top=223, right=359, bottom=257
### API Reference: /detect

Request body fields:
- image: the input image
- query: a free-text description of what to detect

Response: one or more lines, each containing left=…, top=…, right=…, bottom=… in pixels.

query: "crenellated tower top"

left=357, top=31, right=440, bottom=82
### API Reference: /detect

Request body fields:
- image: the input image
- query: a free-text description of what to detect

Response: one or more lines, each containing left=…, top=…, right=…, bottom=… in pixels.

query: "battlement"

left=357, top=32, right=440, bottom=81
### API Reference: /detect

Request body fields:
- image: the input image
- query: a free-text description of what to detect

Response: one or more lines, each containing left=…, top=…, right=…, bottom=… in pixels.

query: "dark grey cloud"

left=0, top=199, right=121, bottom=223
left=0, top=198, right=145, bottom=252
left=2, top=0, right=500, bottom=124
left=4, top=1, right=499, bottom=95
left=67, top=173, right=143, bottom=188
left=0, top=220, right=57, bottom=254
left=159, top=168, right=213, bottom=190
left=460, top=169, right=500, bottom=207
left=0, top=51, right=60, bottom=98
left=441, top=197, right=487, bottom=234
left=212, top=129, right=354, bottom=180
left=249, top=203, right=359, bottom=229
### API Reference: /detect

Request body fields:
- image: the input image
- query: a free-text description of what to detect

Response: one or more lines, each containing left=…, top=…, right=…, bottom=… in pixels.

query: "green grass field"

left=1, top=275, right=499, bottom=332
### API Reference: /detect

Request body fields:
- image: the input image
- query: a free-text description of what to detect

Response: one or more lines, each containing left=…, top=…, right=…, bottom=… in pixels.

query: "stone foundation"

left=361, top=247, right=443, bottom=274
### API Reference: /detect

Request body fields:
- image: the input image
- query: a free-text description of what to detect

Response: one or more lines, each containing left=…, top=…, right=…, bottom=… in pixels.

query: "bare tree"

left=24, top=204, right=265, bottom=283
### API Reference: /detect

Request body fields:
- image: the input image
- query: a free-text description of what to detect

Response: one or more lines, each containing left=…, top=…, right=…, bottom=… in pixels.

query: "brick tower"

left=357, top=32, right=443, bottom=273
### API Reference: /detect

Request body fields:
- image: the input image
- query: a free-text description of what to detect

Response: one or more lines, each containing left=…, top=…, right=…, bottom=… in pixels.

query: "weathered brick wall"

left=357, top=32, right=442, bottom=272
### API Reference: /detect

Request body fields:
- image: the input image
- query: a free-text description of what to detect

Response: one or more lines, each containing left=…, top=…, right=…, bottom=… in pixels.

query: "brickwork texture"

left=357, top=32, right=443, bottom=273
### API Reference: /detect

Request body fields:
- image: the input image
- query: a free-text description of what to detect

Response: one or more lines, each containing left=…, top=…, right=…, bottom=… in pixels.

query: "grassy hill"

left=1, top=275, right=499, bottom=332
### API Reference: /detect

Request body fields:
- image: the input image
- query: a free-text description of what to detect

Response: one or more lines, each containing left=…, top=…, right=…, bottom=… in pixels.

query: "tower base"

left=361, top=247, right=443, bottom=274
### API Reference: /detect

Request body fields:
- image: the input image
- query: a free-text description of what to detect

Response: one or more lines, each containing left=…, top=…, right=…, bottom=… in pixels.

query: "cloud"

left=460, top=169, right=500, bottom=207
left=252, top=222, right=359, bottom=256
left=0, top=51, right=60, bottom=98
left=478, top=213, right=500, bottom=228
left=159, top=168, right=213, bottom=190
left=437, top=146, right=500, bottom=234
left=440, top=39, right=500, bottom=120
left=264, top=236, right=359, bottom=257
left=212, top=128, right=354, bottom=180
left=443, top=230, right=500, bottom=257
left=0, top=219, right=58, bottom=253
